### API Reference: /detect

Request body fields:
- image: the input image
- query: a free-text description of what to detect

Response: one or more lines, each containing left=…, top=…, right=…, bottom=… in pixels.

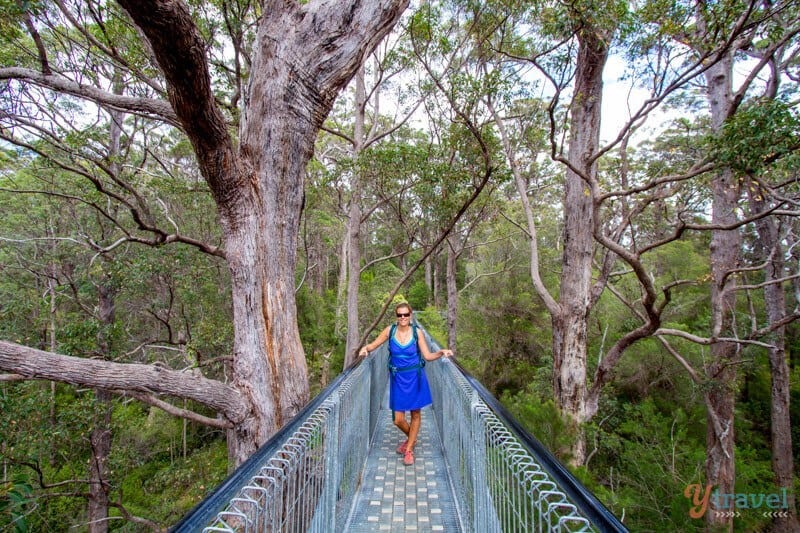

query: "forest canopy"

left=1, top=0, right=800, bottom=531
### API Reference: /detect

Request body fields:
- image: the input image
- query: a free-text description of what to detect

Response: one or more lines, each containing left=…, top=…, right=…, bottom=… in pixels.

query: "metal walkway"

left=344, top=406, right=462, bottom=532
left=172, top=323, right=628, bottom=532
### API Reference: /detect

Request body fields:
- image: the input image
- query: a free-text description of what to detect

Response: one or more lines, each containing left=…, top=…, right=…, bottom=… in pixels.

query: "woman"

left=359, top=302, right=453, bottom=465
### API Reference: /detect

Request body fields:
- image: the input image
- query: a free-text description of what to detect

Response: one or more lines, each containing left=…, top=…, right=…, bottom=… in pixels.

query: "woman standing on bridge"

left=359, top=303, right=453, bottom=466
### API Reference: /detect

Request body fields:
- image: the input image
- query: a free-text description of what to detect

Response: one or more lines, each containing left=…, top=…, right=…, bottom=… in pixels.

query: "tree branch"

left=116, top=0, right=239, bottom=210
left=0, top=67, right=178, bottom=125
left=0, top=341, right=248, bottom=424
left=124, top=390, right=233, bottom=429
left=653, top=328, right=774, bottom=349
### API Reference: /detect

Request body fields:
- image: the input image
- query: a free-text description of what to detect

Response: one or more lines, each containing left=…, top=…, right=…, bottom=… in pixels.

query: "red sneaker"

left=396, top=440, right=408, bottom=454
left=403, top=449, right=414, bottom=466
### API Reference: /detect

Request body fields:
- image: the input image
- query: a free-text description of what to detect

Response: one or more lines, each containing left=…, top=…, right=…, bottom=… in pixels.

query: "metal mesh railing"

left=173, top=322, right=626, bottom=532
left=424, top=330, right=626, bottom=533
left=172, top=346, right=391, bottom=533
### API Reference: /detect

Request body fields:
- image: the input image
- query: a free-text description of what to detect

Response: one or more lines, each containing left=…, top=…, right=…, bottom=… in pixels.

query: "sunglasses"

left=396, top=313, right=411, bottom=318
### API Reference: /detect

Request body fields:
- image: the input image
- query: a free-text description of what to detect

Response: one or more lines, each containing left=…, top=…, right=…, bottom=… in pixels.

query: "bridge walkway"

left=172, top=320, right=627, bottom=532
left=344, top=406, right=462, bottom=532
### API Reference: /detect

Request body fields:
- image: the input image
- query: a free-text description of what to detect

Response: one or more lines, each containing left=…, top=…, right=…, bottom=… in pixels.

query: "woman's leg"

left=406, top=409, right=422, bottom=450
left=393, top=410, right=410, bottom=436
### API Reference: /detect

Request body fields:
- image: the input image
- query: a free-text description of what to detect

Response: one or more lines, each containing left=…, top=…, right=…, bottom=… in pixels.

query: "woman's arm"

left=417, top=333, right=453, bottom=361
left=358, top=326, right=390, bottom=357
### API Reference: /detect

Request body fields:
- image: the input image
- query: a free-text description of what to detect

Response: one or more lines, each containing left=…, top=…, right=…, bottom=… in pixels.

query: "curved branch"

left=0, top=67, right=178, bottom=125
left=653, top=328, right=774, bottom=349
left=107, top=501, right=164, bottom=531
left=125, top=390, right=233, bottom=429
left=0, top=340, right=248, bottom=424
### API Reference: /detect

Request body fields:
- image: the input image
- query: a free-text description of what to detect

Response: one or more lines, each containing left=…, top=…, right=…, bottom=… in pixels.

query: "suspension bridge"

left=171, top=324, right=627, bottom=532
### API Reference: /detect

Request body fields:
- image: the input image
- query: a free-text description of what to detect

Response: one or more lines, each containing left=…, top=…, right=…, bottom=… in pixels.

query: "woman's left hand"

left=440, top=349, right=453, bottom=358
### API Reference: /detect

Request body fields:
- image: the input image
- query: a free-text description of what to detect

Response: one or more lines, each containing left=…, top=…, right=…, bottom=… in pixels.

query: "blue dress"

left=388, top=327, right=433, bottom=411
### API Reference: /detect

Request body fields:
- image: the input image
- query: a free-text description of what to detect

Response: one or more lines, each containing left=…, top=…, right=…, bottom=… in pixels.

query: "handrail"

left=423, top=329, right=627, bottom=532
left=453, top=361, right=626, bottom=532
left=170, top=363, right=359, bottom=532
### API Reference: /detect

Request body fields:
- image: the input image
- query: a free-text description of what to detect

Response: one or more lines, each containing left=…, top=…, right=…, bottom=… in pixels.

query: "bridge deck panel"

left=344, top=406, right=462, bottom=532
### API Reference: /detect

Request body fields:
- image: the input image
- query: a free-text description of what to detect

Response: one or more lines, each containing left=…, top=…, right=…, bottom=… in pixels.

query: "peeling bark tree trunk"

left=748, top=185, right=799, bottom=532
left=552, top=27, right=608, bottom=466
left=704, top=53, right=740, bottom=533
left=223, top=212, right=309, bottom=464
left=116, top=0, right=409, bottom=465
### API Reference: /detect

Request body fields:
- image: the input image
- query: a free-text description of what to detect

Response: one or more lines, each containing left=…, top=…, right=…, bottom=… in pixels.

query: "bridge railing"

left=172, top=322, right=627, bottom=532
left=171, top=343, right=391, bottom=532
left=423, top=331, right=627, bottom=533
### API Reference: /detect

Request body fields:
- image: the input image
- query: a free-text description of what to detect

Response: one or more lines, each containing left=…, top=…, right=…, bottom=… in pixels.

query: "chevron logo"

left=763, top=511, right=789, bottom=518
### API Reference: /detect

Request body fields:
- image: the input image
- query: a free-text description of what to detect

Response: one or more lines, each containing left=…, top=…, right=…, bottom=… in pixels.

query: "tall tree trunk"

left=87, top=280, right=116, bottom=533
left=222, top=207, right=310, bottom=465
left=427, top=248, right=437, bottom=307
left=335, top=234, right=349, bottom=338
left=225, top=61, right=318, bottom=461
left=345, top=196, right=362, bottom=367
left=307, top=229, right=325, bottom=296
left=425, top=251, right=433, bottom=296
left=116, top=0, right=410, bottom=466
left=748, top=184, right=799, bottom=532
left=87, top=391, right=112, bottom=533
left=704, top=53, right=740, bottom=532
left=47, top=243, right=58, bottom=468
left=87, top=95, right=124, bottom=531
left=552, top=26, right=608, bottom=466
left=446, top=236, right=458, bottom=352
left=344, top=68, right=367, bottom=368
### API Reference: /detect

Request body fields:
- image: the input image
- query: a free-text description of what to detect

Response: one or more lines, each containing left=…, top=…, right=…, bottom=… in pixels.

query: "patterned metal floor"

left=343, top=406, right=463, bottom=532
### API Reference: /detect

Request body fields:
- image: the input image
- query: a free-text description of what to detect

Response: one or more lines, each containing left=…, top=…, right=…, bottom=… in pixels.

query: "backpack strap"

left=387, top=322, right=425, bottom=375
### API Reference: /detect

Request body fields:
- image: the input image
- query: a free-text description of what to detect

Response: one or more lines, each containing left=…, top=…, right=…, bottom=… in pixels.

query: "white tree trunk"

left=749, top=187, right=799, bottom=531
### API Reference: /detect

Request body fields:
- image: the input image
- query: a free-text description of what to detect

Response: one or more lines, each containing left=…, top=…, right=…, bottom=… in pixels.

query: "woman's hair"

left=395, top=302, right=413, bottom=313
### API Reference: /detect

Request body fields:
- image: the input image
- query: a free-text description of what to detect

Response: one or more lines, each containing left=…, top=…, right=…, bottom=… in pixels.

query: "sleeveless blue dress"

left=388, top=327, right=433, bottom=411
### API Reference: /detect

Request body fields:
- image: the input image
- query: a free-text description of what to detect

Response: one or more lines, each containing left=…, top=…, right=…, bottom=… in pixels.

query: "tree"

left=316, top=31, right=428, bottom=367
left=0, top=0, right=410, bottom=471
left=676, top=3, right=800, bottom=529
left=471, top=0, right=619, bottom=464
